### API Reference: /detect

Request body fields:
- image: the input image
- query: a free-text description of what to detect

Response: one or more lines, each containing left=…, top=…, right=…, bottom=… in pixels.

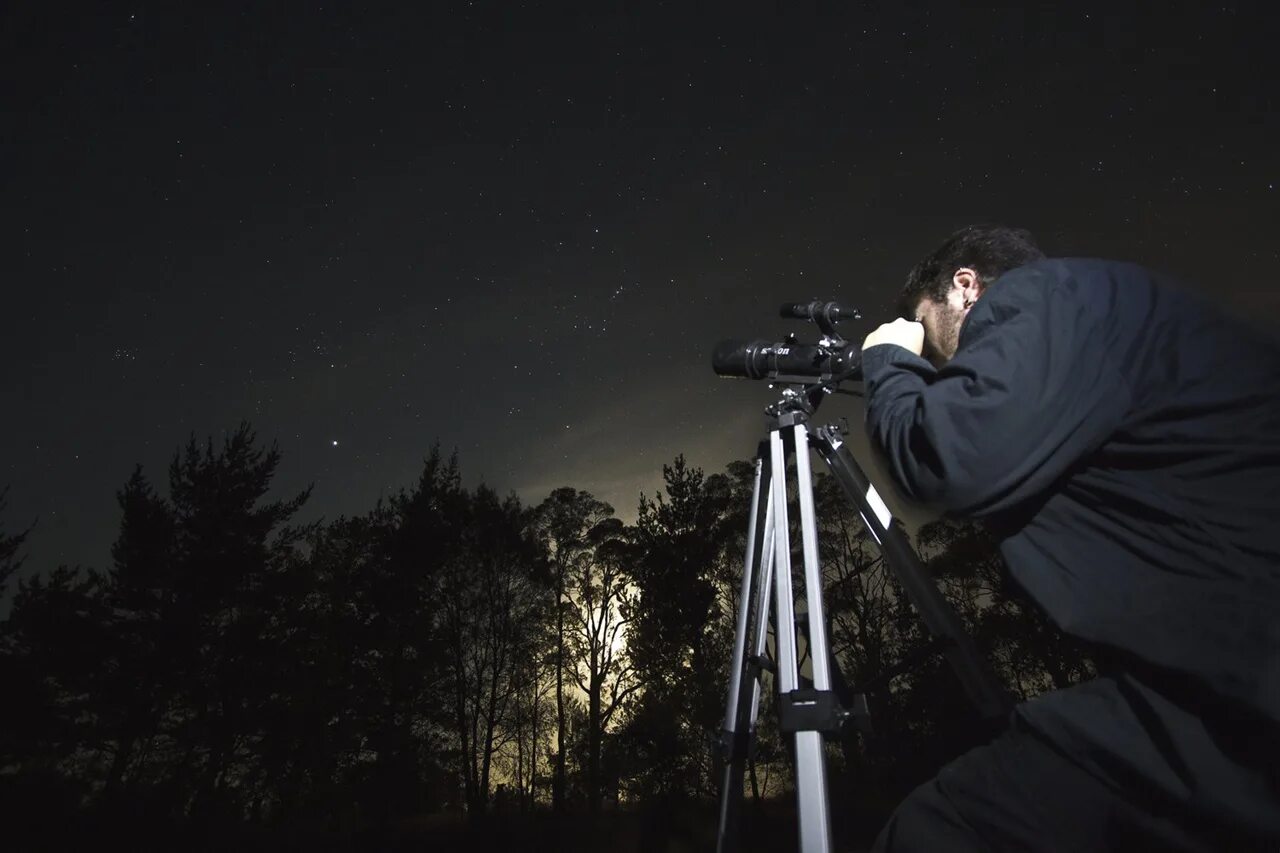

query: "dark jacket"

left=861, top=258, right=1280, bottom=830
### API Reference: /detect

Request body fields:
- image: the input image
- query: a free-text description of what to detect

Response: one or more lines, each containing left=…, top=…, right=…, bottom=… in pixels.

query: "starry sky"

left=2, top=3, right=1276, bottom=579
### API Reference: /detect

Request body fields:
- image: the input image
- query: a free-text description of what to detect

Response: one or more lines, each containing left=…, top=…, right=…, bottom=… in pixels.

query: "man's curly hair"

left=899, top=225, right=1046, bottom=319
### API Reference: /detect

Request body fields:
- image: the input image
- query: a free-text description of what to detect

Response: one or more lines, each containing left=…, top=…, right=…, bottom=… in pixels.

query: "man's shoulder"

left=962, top=258, right=1160, bottom=344
left=980, top=257, right=1164, bottom=318
left=1004, top=257, right=1161, bottom=291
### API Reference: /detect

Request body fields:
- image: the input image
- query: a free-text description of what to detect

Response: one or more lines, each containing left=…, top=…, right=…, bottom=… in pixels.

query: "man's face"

left=915, top=294, right=966, bottom=366
left=913, top=269, right=982, bottom=367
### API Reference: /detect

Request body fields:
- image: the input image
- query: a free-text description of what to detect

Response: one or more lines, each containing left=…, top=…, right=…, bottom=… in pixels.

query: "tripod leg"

left=794, top=423, right=834, bottom=694
left=718, top=423, right=839, bottom=853
left=746, top=485, right=777, bottom=745
left=791, top=423, right=834, bottom=852
left=770, top=427, right=834, bottom=853
left=717, top=445, right=770, bottom=853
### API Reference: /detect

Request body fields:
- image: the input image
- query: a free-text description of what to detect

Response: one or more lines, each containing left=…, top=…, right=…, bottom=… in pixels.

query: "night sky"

left=3, top=3, right=1276, bottom=579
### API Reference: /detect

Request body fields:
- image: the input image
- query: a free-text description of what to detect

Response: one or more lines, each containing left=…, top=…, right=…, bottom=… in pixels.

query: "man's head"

left=900, top=225, right=1045, bottom=365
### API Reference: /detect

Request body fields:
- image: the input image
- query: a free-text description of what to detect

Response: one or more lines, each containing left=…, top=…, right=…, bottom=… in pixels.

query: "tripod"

left=714, top=387, right=1012, bottom=853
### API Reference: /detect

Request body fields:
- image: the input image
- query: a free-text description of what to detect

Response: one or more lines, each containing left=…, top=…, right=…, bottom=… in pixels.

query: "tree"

left=562, top=515, right=640, bottom=812
left=438, top=485, right=547, bottom=816
left=99, top=467, right=177, bottom=801
left=248, top=507, right=399, bottom=830
left=1, top=566, right=112, bottom=788
left=498, top=617, right=555, bottom=813
left=529, top=487, right=614, bottom=813
left=622, top=456, right=735, bottom=802
left=0, top=486, right=34, bottom=596
left=352, top=447, right=463, bottom=825
left=162, top=425, right=312, bottom=821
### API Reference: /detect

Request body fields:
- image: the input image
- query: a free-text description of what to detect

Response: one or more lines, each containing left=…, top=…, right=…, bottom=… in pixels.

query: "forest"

left=0, top=424, right=1096, bottom=851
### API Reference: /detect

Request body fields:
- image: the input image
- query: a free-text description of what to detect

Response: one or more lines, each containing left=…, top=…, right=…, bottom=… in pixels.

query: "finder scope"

left=778, top=301, right=859, bottom=325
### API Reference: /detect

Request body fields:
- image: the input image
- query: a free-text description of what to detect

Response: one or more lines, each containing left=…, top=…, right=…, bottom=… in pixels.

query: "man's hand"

left=862, top=318, right=925, bottom=356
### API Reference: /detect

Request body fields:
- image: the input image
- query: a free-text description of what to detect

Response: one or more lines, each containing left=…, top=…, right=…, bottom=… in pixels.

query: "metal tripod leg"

left=774, top=423, right=833, bottom=853
left=716, top=426, right=834, bottom=853
left=716, top=445, right=769, bottom=853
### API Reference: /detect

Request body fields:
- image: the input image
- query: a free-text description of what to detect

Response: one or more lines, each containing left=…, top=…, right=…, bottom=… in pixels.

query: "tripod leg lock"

left=778, top=688, right=849, bottom=738
left=717, top=726, right=757, bottom=764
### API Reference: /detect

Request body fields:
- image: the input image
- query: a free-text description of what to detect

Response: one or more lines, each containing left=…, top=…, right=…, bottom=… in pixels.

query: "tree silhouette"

left=439, top=484, right=548, bottom=816
left=161, top=425, right=311, bottom=822
left=499, top=608, right=556, bottom=813
left=621, top=456, right=735, bottom=802
left=562, top=514, right=640, bottom=812
left=529, top=487, right=614, bottom=813
left=1, top=565, right=111, bottom=804
left=91, top=466, right=182, bottom=806
left=0, top=430, right=1105, bottom=849
left=353, top=447, right=464, bottom=826
left=0, top=486, right=33, bottom=597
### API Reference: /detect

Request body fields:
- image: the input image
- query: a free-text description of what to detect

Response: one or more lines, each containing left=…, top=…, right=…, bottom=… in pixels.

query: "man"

left=858, top=225, right=1280, bottom=850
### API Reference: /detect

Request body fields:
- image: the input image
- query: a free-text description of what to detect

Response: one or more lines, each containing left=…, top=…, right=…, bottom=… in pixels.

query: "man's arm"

left=862, top=273, right=1132, bottom=517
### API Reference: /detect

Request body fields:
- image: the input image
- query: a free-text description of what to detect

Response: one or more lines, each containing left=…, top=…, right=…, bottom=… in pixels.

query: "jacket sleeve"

left=862, top=270, right=1133, bottom=517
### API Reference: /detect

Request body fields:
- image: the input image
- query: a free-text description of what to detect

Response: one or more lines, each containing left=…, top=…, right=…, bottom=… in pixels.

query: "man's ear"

left=953, top=267, right=982, bottom=307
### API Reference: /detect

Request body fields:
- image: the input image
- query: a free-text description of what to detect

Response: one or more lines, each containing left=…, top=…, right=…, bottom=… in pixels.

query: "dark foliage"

left=0, top=486, right=34, bottom=596
left=0, top=429, right=1095, bottom=850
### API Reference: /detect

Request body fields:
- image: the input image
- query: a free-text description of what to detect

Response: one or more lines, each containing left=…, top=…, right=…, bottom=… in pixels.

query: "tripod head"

left=712, top=300, right=863, bottom=386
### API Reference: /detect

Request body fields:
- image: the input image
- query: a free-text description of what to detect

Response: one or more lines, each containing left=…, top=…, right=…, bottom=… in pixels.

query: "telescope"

left=711, top=297, right=1012, bottom=853
left=712, top=301, right=862, bottom=384
left=711, top=340, right=860, bottom=383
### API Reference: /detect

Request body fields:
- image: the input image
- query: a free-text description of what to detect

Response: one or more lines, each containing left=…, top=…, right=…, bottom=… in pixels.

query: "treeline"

left=0, top=424, right=1095, bottom=848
